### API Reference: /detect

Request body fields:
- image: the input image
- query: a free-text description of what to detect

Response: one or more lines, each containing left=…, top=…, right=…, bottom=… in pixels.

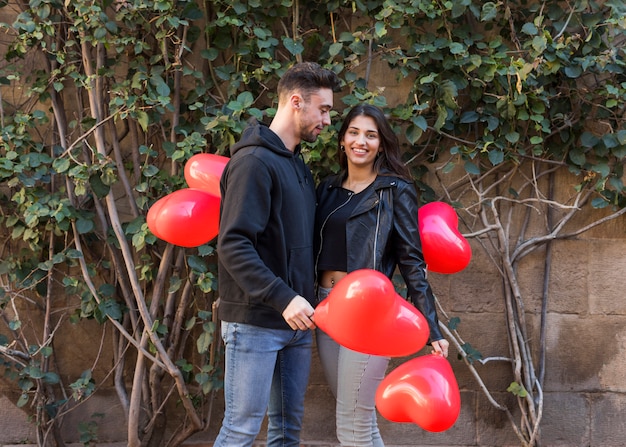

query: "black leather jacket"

left=315, top=172, right=444, bottom=342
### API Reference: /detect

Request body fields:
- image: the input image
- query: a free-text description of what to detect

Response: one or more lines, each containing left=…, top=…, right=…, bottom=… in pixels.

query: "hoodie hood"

left=230, top=119, right=301, bottom=158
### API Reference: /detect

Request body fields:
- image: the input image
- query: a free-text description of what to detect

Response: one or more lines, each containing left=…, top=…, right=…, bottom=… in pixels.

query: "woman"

left=314, top=104, right=449, bottom=447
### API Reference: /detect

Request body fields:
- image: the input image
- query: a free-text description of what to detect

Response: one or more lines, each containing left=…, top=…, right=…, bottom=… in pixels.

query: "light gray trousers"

left=316, top=286, right=390, bottom=447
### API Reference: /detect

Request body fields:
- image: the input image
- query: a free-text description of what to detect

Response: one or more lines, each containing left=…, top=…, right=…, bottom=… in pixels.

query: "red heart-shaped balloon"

left=314, top=269, right=429, bottom=357
left=145, top=193, right=168, bottom=241
left=418, top=202, right=471, bottom=274
left=147, top=188, right=220, bottom=247
left=184, top=153, right=229, bottom=197
left=376, top=354, right=461, bottom=432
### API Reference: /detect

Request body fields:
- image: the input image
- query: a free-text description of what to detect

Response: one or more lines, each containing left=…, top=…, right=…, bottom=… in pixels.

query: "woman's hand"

left=431, top=338, right=450, bottom=358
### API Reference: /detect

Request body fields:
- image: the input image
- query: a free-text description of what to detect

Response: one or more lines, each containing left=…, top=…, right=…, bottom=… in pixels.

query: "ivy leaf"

left=419, top=73, right=436, bottom=84
left=150, top=74, right=170, bottom=97
left=611, top=145, right=626, bottom=158
left=125, top=217, right=145, bottom=234
left=505, top=131, right=520, bottom=143
left=532, top=35, right=547, bottom=53
left=451, top=2, right=467, bottom=18
left=187, top=255, right=208, bottom=273
left=569, top=147, right=586, bottom=166
left=591, top=197, right=609, bottom=208
left=227, top=92, right=254, bottom=113
left=485, top=116, right=499, bottom=131
left=198, top=245, right=215, bottom=256
left=411, top=115, right=428, bottom=131
left=237, top=91, right=254, bottom=109
left=564, top=65, right=582, bottom=78
left=168, top=276, right=182, bottom=293
left=602, top=133, right=619, bottom=149
left=135, top=111, right=149, bottom=131
left=521, top=22, right=538, bottom=35
left=508, top=381, right=528, bottom=397
left=142, top=164, right=159, bottom=177
left=460, top=342, right=483, bottom=363
left=464, top=161, right=481, bottom=175
left=405, top=124, right=423, bottom=145
left=448, top=316, right=461, bottom=330
left=439, top=79, right=458, bottom=109
left=196, top=331, right=212, bottom=354
left=43, top=372, right=60, bottom=384
left=201, top=48, right=219, bottom=61
left=94, top=27, right=107, bottom=40
left=580, top=132, right=600, bottom=148
left=374, top=21, right=387, bottom=38
left=480, top=2, right=498, bottom=21
left=132, top=232, right=145, bottom=250
left=65, top=249, right=83, bottom=259
left=460, top=111, right=479, bottom=124
left=449, top=42, right=465, bottom=54
left=592, top=162, right=610, bottom=178
left=76, top=218, right=94, bottom=234
left=329, top=42, right=343, bottom=57
left=488, top=149, right=505, bottom=166
left=98, top=299, right=122, bottom=321
left=89, top=173, right=110, bottom=198
left=52, top=157, right=70, bottom=174
left=434, top=104, right=448, bottom=131
left=442, top=162, right=456, bottom=174
left=17, top=393, right=29, bottom=408
left=282, top=37, right=304, bottom=56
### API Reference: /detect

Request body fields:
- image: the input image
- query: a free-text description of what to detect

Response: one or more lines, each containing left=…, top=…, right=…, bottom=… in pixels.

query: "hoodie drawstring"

left=298, top=152, right=309, bottom=185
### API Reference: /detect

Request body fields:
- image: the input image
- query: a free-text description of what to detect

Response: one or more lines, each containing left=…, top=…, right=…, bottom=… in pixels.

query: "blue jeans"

left=316, top=286, right=390, bottom=447
left=213, top=321, right=313, bottom=447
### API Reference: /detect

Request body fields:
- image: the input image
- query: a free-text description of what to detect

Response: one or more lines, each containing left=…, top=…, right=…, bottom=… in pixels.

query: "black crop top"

left=317, top=187, right=364, bottom=272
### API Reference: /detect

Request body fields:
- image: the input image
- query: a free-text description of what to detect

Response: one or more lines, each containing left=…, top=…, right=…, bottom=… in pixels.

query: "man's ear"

left=290, top=93, right=303, bottom=110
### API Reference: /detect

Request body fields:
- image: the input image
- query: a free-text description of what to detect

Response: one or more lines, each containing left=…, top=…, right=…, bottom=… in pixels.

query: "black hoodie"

left=216, top=120, right=316, bottom=330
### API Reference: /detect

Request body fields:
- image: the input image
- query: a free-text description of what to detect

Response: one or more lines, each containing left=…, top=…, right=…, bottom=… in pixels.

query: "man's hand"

left=282, top=295, right=316, bottom=331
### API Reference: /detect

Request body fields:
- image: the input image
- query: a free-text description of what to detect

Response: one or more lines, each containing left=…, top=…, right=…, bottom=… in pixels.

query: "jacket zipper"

left=373, top=189, right=383, bottom=268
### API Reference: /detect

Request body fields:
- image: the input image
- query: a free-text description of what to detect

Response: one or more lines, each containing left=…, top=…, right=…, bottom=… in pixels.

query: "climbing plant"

left=0, top=0, right=624, bottom=446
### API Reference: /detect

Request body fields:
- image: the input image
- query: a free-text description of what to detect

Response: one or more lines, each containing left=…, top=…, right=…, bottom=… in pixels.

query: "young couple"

left=214, top=61, right=449, bottom=447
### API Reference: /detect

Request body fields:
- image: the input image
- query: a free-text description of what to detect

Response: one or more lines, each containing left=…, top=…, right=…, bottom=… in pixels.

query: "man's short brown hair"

left=277, top=62, right=341, bottom=104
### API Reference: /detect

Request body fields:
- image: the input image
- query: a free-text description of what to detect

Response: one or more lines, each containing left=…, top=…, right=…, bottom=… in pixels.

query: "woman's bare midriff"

left=319, top=270, right=348, bottom=288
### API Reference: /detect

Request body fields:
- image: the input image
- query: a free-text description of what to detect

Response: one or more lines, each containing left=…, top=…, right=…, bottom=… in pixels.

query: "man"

left=214, top=62, right=341, bottom=447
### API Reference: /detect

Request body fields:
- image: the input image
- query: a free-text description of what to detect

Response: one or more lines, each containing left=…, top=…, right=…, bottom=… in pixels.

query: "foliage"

left=0, top=0, right=625, bottom=446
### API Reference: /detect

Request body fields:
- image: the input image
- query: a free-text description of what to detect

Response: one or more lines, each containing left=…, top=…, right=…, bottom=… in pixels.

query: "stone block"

left=591, top=392, right=626, bottom=446
left=429, top=242, right=505, bottom=314
left=546, top=314, right=626, bottom=392
left=589, top=239, right=626, bottom=315
left=547, top=240, right=590, bottom=314
left=431, top=312, right=514, bottom=392
left=52, top=319, right=116, bottom=381
left=0, top=395, right=36, bottom=443
left=475, top=391, right=521, bottom=446
left=541, top=392, right=590, bottom=445
left=58, top=389, right=127, bottom=443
